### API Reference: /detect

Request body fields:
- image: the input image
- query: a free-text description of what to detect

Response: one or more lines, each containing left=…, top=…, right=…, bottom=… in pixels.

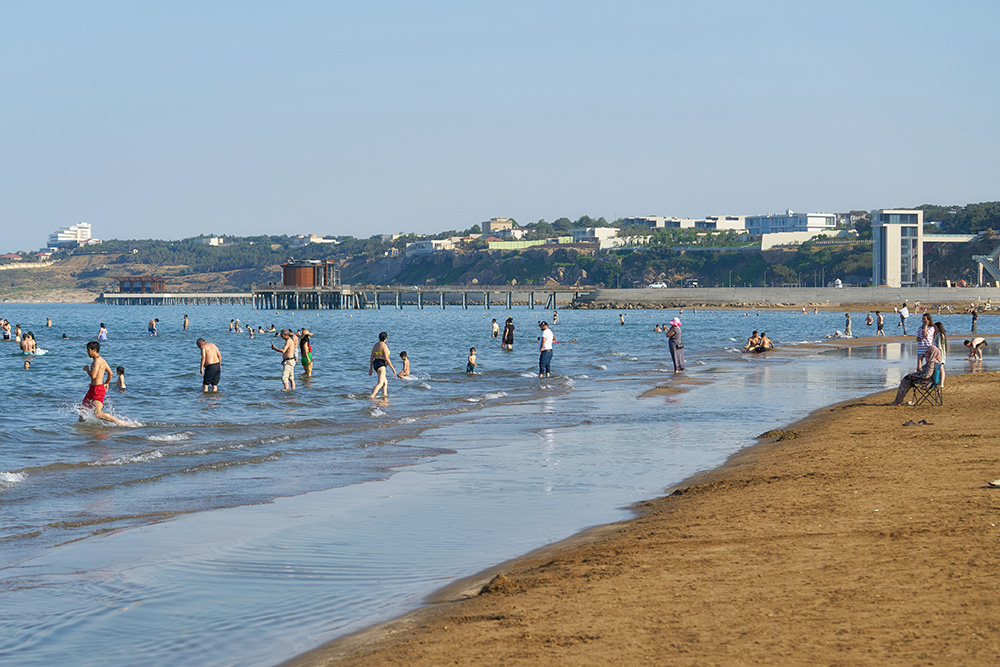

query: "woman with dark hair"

left=916, top=313, right=936, bottom=371
left=300, top=333, right=313, bottom=377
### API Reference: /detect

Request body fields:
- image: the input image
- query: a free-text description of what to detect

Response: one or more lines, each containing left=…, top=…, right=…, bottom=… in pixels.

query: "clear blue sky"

left=2, top=0, right=998, bottom=252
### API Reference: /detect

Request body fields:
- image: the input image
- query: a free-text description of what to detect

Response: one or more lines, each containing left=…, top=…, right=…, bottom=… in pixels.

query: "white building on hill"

left=744, top=210, right=835, bottom=237
left=48, top=222, right=95, bottom=248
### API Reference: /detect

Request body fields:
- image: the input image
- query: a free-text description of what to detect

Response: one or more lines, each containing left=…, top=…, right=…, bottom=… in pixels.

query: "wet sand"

left=289, top=368, right=1000, bottom=666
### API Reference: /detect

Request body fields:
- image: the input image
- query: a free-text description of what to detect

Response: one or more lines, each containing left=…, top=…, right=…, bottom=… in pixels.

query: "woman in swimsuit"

left=300, top=333, right=313, bottom=377
left=369, top=331, right=397, bottom=399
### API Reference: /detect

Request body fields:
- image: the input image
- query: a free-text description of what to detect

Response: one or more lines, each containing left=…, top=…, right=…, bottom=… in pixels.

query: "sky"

left=2, top=0, right=998, bottom=252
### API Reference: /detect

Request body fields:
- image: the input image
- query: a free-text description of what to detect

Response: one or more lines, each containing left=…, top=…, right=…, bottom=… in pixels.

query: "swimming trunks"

left=372, top=358, right=387, bottom=371
left=203, top=362, right=221, bottom=386
left=466, top=363, right=475, bottom=372
left=82, top=384, right=106, bottom=408
left=281, top=358, right=296, bottom=384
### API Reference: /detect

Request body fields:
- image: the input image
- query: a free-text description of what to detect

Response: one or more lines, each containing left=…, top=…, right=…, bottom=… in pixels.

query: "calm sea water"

left=0, top=303, right=991, bottom=666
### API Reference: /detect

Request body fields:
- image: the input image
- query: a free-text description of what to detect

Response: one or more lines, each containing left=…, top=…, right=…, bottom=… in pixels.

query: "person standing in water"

left=98, top=323, right=108, bottom=340
left=538, top=321, right=554, bottom=378
left=300, top=333, right=313, bottom=377
left=183, top=314, right=189, bottom=330
left=369, top=331, right=396, bottom=399
left=844, top=313, right=852, bottom=337
left=491, top=319, right=499, bottom=338
left=271, top=330, right=296, bottom=390
left=665, top=317, right=685, bottom=372
left=81, top=341, right=127, bottom=425
left=875, top=311, right=885, bottom=336
left=197, top=338, right=222, bottom=392
left=501, top=317, right=514, bottom=351
left=148, top=318, right=158, bottom=336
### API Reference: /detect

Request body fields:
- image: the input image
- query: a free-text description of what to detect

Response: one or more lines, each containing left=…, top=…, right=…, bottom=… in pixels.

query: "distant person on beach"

left=491, top=319, right=499, bottom=338
left=501, top=317, right=514, bottom=351
left=272, top=330, right=296, bottom=390
left=14, top=324, right=21, bottom=342
left=971, top=310, right=978, bottom=334
left=81, top=341, right=127, bottom=425
left=619, top=313, right=626, bottom=326
left=62, top=333, right=68, bottom=339
left=916, top=313, right=936, bottom=371
left=965, top=337, right=987, bottom=360
left=115, top=366, right=126, bottom=391
left=197, top=338, right=222, bottom=392
left=875, top=311, right=885, bottom=336
left=899, top=303, right=910, bottom=335
left=98, top=323, right=108, bottom=340
left=369, top=331, right=396, bottom=399
left=1, top=319, right=10, bottom=340
left=844, top=313, right=852, bottom=337
left=183, top=314, right=189, bottom=330
left=467, top=347, right=477, bottom=373
left=538, top=321, right=554, bottom=378
left=397, top=351, right=410, bottom=378
left=46, top=317, right=52, bottom=327
left=23, top=359, right=30, bottom=370
left=743, top=331, right=761, bottom=352
left=889, top=344, right=943, bottom=405
left=865, top=313, right=873, bottom=327
left=148, top=318, right=158, bottom=336
left=553, top=310, right=559, bottom=324
left=228, top=320, right=235, bottom=332
left=300, top=333, right=313, bottom=377
left=665, top=317, right=685, bottom=372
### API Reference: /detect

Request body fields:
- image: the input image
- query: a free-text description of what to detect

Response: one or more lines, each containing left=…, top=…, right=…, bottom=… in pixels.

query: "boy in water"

left=81, top=341, right=127, bottom=425
left=115, top=366, right=127, bottom=391
left=397, top=351, right=410, bottom=378
left=467, top=347, right=477, bottom=373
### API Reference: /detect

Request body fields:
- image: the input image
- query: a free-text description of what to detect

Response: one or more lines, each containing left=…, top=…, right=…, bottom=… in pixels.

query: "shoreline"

left=286, top=352, right=1000, bottom=666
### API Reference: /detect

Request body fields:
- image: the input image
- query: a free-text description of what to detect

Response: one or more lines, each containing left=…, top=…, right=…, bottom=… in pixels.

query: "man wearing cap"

left=538, top=321, right=554, bottom=378
left=665, top=317, right=685, bottom=372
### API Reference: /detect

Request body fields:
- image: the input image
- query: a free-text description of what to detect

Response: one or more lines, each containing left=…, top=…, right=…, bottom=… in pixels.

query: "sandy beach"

left=290, top=369, right=1000, bottom=666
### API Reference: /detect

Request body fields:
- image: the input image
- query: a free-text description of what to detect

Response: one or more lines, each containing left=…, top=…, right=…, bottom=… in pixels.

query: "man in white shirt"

left=538, top=321, right=554, bottom=378
left=899, top=302, right=910, bottom=336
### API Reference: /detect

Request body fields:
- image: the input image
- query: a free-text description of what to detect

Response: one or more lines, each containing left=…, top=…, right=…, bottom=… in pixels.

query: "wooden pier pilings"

left=250, top=286, right=586, bottom=310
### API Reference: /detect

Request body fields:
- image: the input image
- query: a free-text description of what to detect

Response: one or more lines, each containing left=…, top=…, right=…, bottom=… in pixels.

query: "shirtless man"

left=81, top=341, right=127, bottom=425
left=965, top=337, right=987, bottom=360
left=197, top=338, right=222, bottom=392
left=271, top=330, right=296, bottom=389
left=369, top=331, right=396, bottom=399
left=148, top=318, right=159, bottom=336
left=183, top=314, right=189, bottom=330
left=20, top=332, right=37, bottom=354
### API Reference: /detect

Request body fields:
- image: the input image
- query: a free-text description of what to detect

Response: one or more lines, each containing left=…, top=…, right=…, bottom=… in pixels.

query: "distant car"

left=683, top=279, right=699, bottom=288
left=647, top=282, right=668, bottom=289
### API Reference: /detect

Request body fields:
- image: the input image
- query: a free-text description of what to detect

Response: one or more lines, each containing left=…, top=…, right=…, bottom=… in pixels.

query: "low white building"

left=405, top=239, right=455, bottom=256
left=622, top=215, right=746, bottom=231
left=569, top=227, right=622, bottom=250
left=745, top=210, right=835, bottom=237
left=492, top=227, right=525, bottom=240
left=291, top=234, right=339, bottom=247
left=201, top=236, right=225, bottom=246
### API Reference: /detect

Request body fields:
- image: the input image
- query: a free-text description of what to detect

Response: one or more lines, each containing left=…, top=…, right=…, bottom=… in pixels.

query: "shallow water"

left=0, top=303, right=992, bottom=665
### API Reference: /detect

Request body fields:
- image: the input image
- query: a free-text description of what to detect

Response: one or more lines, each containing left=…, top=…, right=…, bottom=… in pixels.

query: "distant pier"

left=99, top=292, right=253, bottom=306
left=251, top=285, right=586, bottom=310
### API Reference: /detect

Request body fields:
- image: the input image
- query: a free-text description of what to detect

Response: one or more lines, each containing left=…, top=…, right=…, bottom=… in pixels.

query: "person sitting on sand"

left=889, top=344, right=943, bottom=405
left=754, top=332, right=774, bottom=353
left=743, top=331, right=761, bottom=352
left=965, top=337, right=987, bottom=360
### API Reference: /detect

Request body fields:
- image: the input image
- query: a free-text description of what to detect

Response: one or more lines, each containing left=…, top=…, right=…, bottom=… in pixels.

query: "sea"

left=0, top=303, right=991, bottom=666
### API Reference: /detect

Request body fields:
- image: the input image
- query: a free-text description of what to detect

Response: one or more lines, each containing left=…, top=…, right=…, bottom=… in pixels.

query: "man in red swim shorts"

left=81, top=341, right=127, bottom=425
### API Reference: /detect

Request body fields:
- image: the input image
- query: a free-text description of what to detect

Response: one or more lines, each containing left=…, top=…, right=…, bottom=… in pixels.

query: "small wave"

left=399, top=417, right=417, bottom=424
left=416, top=382, right=431, bottom=390
left=92, top=451, right=164, bottom=466
left=595, top=364, right=608, bottom=370
left=367, top=406, right=386, bottom=417
left=519, top=372, right=536, bottom=378
left=146, top=432, right=193, bottom=442
left=0, top=471, right=27, bottom=491
left=482, top=391, right=507, bottom=400
left=574, top=374, right=590, bottom=379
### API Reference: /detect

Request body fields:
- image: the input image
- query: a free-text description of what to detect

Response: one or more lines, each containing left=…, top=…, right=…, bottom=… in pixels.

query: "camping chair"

left=911, top=363, right=943, bottom=406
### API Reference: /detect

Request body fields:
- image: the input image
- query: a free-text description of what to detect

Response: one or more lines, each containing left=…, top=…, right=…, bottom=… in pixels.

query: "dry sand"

left=289, top=368, right=1000, bottom=666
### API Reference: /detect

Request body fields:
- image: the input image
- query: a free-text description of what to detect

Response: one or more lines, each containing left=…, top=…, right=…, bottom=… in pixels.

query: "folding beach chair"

left=911, top=363, right=943, bottom=406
